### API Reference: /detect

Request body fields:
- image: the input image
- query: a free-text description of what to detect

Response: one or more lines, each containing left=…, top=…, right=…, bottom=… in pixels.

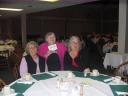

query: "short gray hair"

left=25, top=41, right=38, bottom=54
left=45, top=32, right=55, bottom=41
left=68, top=36, right=82, bottom=51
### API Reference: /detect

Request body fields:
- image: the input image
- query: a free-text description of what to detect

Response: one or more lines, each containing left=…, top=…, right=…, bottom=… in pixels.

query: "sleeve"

left=63, top=52, right=70, bottom=70
left=38, top=43, right=48, bottom=58
left=19, top=57, right=28, bottom=77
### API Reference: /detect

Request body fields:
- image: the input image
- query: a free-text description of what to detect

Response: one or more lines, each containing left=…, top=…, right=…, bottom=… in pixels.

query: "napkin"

left=116, top=91, right=128, bottom=95
left=45, top=72, right=57, bottom=76
left=5, top=93, right=17, bottom=96
left=17, top=78, right=37, bottom=84
left=103, top=77, right=114, bottom=82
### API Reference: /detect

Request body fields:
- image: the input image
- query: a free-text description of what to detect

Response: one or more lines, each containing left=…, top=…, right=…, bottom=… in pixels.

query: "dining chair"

left=114, top=61, right=128, bottom=83
left=0, top=78, right=6, bottom=91
left=12, top=63, right=20, bottom=80
left=0, top=50, right=10, bottom=70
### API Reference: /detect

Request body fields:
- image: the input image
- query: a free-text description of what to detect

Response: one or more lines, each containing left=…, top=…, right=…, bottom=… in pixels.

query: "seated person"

left=47, top=53, right=60, bottom=71
left=20, top=41, right=45, bottom=77
left=64, top=36, right=89, bottom=72
left=38, top=32, right=66, bottom=71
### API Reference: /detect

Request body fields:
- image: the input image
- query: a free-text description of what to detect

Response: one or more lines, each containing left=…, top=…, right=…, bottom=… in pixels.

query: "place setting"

left=32, top=71, right=57, bottom=81
left=0, top=85, right=17, bottom=96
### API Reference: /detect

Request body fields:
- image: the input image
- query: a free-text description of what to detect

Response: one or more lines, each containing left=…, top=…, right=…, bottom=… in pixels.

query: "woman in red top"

left=64, top=36, right=89, bottom=72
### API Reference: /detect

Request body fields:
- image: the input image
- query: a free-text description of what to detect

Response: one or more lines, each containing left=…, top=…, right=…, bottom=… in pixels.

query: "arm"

left=19, top=57, right=28, bottom=77
left=64, top=52, right=71, bottom=70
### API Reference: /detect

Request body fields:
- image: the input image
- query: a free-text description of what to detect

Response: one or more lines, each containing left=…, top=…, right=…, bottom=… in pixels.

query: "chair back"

left=0, top=78, right=6, bottom=91
left=12, top=63, right=20, bottom=80
left=0, top=50, right=9, bottom=70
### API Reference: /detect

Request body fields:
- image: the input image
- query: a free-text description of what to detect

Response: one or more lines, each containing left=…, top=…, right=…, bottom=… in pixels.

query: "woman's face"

left=70, top=38, right=79, bottom=51
left=28, top=44, right=37, bottom=56
left=46, top=34, right=56, bottom=45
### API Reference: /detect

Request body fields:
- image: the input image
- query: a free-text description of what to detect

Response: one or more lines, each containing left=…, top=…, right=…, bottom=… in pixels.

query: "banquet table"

left=0, top=45, right=14, bottom=51
left=2, top=71, right=128, bottom=96
left=103, top=52, right=128, bottom=69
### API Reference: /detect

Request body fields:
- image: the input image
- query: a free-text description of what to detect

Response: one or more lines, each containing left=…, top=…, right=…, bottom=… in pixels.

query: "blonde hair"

left=25, top=41, right=38, bottom=54
left=68, top=36, right=81, bottom=51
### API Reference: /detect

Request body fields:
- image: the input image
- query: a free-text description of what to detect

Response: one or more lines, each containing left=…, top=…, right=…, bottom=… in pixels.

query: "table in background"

left=103, top=52, right=128, bottom=69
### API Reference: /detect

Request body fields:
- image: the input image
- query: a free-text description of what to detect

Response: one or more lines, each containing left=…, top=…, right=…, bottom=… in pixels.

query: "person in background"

left=38, top=32, right=66, bottom=71
left=20, top=41, right=45, bottom=77
left=64, top=36, right=89, bottom=71
left=87, top=35, right=104, bottom=73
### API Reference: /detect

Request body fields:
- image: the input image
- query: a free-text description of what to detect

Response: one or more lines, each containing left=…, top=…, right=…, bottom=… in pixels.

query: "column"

left=118, top=0, right=128, bottom=53
left=21, top=14, right=27, bottom=48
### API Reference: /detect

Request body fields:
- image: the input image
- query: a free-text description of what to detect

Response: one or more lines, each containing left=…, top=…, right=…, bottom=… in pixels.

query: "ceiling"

left=0, top=0, right=98, bottom=18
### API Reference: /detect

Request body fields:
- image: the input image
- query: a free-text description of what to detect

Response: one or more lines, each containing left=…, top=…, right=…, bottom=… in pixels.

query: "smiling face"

left=46, top=33, right=56, bottom=45
left=69, top=36, right=80, bottom=51
left=28, top=44, right=38, bottom=57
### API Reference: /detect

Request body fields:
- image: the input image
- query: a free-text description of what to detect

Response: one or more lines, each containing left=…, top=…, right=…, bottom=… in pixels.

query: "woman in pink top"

left=38, top=32, right=66, bottom=70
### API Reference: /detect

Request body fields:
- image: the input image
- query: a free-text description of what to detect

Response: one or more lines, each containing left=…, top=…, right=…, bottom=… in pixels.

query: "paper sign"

left=48, top=44, right=57, bottom=51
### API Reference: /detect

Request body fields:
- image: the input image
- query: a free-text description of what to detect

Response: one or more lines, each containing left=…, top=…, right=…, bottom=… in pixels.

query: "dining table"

left=1, top=71, right=128, bottom=96
left=103, top=52, right=128, bottom=69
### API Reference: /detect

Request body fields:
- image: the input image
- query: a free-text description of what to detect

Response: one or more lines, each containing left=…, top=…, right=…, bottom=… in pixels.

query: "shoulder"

left=56, top=42, right=66, bottom=50
left=39, top=42, right=48, bottom=48
left=56, top=42, right=65, bottom=47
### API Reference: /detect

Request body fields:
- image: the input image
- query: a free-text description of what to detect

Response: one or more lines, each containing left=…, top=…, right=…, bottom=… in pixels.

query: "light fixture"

left=0, top=15, right=2, bottom=16
left=0, top=8, right=23, bottom=11
left=40, top=0, right=59, bottom=2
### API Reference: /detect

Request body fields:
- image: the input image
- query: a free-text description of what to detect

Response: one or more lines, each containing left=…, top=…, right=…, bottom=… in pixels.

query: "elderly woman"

left=64, top=36, right=89, bottom=71
left=20, top=41, right=45, bottom=77
left=38, top=32, right=66, bottom=71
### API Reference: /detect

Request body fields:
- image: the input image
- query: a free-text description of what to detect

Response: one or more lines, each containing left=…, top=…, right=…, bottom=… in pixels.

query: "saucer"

left=1, top=89, right=16, bottom=96
left=90, top=73, right=99, bottom=76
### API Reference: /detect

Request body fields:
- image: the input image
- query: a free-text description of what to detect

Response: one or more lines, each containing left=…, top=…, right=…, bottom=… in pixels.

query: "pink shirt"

left=38, top=42, right=66, bottom=70
left=20, top=57, right=40, bottom=77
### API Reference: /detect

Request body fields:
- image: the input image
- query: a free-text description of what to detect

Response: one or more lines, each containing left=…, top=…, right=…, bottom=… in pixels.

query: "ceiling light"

left=0, top=15, right=2, bottom=16
left=40, top=0, right=59, bottom=2
left=0, top=8, right=23, bottom=11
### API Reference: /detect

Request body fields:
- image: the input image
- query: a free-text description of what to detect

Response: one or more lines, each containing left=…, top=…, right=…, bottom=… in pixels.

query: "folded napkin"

left=10, top=83, right=34, bottom=93
left=32, top=72, right=57, bottom=80
left=5, top=93, right=17, bottom=96
left=45, top=72, right=57, bottom=76
left=17, top=80, right=33, bottom=84
left=110, top=85, right=128, bottom=96
left=116, top=91, right=128, bottom=95
left=103, top=77, right=114, bottom=82
left=17, top=78, right=37, bottom=84
left=108, top=80, right=127, bottom=85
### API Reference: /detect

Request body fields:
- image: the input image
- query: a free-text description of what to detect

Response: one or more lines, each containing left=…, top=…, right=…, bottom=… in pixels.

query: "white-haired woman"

left=64, top=36, right=89, bottom=71
left=38, top=32, right=66, bottom=71
left=20, top=41, right=45, bottom=77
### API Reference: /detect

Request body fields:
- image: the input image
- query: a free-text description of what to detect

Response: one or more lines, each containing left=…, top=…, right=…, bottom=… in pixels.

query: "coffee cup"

left=114, top=76, right=121, bottom=84
left=23, top=73, right=31, bottom=81
left=84, top=68, right=90, bottom=77
left=67, top=72, right=74, bottom=79
left=92, top=69, right=99, bottom=76
left=2, top=85, right=11, bottom=95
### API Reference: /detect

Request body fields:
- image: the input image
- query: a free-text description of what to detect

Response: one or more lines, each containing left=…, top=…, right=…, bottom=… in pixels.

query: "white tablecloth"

left=103, top=52, right=128, bottom=68
left=23, top=71, right=114, bottom=96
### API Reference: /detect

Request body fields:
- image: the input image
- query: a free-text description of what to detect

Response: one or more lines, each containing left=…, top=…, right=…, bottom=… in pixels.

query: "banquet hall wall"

left=0, top=1, right=118, bottom=42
